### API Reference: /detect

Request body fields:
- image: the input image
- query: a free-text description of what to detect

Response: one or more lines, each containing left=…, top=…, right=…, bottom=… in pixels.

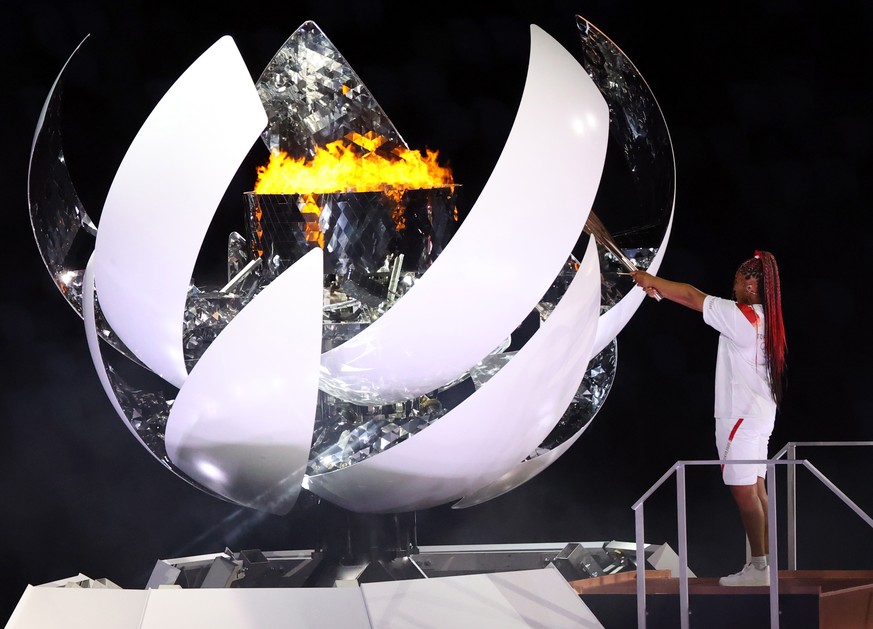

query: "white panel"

left=363, top=575, right=528, bottom=628
left=590, top=209, right=674, bottom=356
left=319, top=24, right=609, bottom=405
left=305, top=237, right=600, bottom=512
left=140, top=588, right=371, bottom=629
left=93, top=36, right=267, bottom=388
left=486, top=568, right=604, bottom=628
left=362, top=569, right=603, bottom=629
left=165, top=249, right=323, bottom=515
left=450, top=415, right=594, bottom=509
left=8, top=572, right=600, bottom=629
left=6, top=586, right=150, bottom=629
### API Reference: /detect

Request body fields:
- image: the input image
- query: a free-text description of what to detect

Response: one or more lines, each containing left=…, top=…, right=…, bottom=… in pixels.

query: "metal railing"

left=631, top=446, right=873, bottom=629
left=773, top=441, right=873, bottom=570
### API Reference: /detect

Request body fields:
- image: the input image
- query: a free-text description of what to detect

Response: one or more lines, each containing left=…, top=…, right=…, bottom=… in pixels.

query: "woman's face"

left=733, top=271, right=759, bottom=304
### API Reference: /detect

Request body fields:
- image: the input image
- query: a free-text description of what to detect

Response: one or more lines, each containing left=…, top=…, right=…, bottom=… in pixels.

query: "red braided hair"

left=737, top=251, right=787, bottom=407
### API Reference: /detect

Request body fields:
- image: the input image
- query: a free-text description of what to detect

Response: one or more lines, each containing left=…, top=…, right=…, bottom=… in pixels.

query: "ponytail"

left=738, top=251, right=787, bottom=407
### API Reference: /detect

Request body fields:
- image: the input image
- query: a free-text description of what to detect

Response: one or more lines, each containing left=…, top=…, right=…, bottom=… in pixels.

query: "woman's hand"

left=630, top=271, right=661, bottom=299
left=629, top=270, right=651, bottom=287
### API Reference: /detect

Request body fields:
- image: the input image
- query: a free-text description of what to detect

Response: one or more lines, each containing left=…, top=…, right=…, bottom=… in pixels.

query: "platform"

left=8, top=542, right=873, bottom=628
left=573, top=569, right=873, bottom=628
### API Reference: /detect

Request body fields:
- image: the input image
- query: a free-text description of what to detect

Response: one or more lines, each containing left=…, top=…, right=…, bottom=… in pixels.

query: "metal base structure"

left=7, top=534, right=670, bottom=629
left=6, top=504, right=677, bottom=627
left=8, top=507, right=673, bottom=629
left=144, top=539, right=655, bottom=590
left=139, top=502, right=659, bottom=590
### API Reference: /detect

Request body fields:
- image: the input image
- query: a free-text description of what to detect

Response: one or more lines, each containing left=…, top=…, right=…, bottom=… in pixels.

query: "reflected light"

left=196, top=460, right=228, bottom=484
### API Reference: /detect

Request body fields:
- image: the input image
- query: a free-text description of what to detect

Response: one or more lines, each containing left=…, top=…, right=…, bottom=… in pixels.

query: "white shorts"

left=715, top=416, right=775, bottom=486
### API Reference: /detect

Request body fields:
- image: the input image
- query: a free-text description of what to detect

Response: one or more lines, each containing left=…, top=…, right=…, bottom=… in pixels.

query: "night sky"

left=3, top=0, right=873, bottom=623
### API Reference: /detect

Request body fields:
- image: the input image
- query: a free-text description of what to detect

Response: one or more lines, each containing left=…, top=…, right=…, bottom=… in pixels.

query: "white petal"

left=93, top=36, right=267, bottom=388
left=166, top=249, right=323, bottom=515
left=82, top=255, right=165, bottom=461
left=319, top=25, right=609, bottom=405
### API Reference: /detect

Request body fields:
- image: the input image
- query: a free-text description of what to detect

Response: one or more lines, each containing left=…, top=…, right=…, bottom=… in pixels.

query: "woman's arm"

left=630, top=270, right=708, bottom=312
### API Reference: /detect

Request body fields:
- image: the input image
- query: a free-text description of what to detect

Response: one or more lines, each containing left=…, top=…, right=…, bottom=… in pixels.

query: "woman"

left=631, top=251, right=787, bottom=586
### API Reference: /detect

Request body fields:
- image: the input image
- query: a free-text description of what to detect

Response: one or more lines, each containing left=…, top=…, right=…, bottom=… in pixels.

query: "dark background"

left=3, top=0, right=872, bottom=624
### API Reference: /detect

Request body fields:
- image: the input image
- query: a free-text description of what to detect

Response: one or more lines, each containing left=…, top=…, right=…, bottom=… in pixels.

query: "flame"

left=254, top=138, right=454, bottom=194
left=298, top=193, right=324, bottom=248
left=250, top=136, right=457, bottom=256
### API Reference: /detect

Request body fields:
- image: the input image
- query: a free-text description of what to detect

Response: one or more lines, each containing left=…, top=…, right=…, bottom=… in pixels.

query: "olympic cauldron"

left=27, top=18, right=674, bottom=517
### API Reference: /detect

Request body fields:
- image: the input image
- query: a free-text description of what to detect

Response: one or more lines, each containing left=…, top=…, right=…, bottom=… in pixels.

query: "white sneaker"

left=718, top=563, right=770, bottom=587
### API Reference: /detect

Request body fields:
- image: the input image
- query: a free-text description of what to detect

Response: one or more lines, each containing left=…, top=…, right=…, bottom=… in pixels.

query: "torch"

left=584, top=211, right=662, bottom=301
